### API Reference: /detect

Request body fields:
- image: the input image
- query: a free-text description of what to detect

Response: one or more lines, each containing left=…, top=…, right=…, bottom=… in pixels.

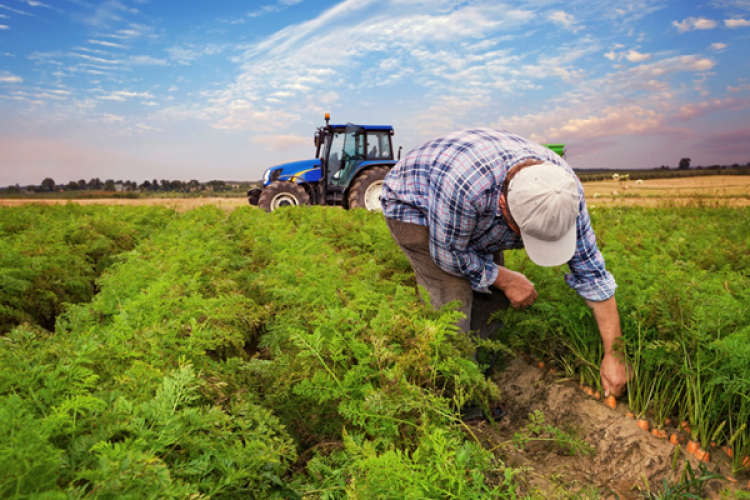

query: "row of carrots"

left=528, top=355, right=750, bottom=488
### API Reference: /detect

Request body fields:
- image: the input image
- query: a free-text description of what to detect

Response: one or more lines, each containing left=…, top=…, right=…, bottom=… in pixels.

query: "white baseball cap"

left=506, top=162, right=579, bottom=267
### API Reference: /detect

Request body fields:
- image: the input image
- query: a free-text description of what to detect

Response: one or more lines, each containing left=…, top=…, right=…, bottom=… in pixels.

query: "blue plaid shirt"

left=381, top=129, right=616, bottom=301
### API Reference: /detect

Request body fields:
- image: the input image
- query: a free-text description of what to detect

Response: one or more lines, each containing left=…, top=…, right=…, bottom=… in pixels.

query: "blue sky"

left=1, top=0, right=749, bottom=186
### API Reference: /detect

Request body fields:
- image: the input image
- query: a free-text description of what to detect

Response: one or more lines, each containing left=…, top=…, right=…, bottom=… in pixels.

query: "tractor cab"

left=249, top=114, right=398, bottom=211
left=317, top=122, right=396, bottom=200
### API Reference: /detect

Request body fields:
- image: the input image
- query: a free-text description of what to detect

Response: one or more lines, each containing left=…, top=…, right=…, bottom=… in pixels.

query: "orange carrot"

left=549, top=367, right=558, bottom=374
left=694, top=448, right=710, bottom=462
left=651, top=428, right=661, bottom=438
left=625, top=411, right=635, bottom=419
left=669, top=434, right=679, bottom=446
left=537, top=361, right=545, bottom=370
left=593, top=391, right=601, bottom=400
left=604, top=395, right=616, bottom=409
left=637, top=419, right=650, bottom=432
left=664, top=418, right=672, bottom=426
left=725, top=475, right=737, bottom=483
left=743, top=456, right=750, bottom=467
left=710, top=441, right=716, bottom=448
left=584, top=386, right=594, bottom=396
left=722, top=446, right=733, bottom=458
left=659, top=430, right=667, bottom=439
left=686, top=440, right=700, bottom=454
left=680, top=421, right=691, bottom=433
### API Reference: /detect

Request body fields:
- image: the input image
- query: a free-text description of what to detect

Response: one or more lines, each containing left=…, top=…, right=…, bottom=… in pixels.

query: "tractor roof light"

left=324, top=113, right=330, bottom=126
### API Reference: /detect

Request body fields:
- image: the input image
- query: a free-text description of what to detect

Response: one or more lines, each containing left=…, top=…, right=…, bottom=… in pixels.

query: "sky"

left=0, top=0, right=749, bottom=186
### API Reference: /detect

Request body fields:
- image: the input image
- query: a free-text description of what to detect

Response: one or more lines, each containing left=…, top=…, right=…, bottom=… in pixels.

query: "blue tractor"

left=248, top=114, right=399, bottom=212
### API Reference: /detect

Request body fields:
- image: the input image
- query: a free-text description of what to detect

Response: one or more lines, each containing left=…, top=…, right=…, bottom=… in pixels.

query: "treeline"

left=576, top=166, right=750, bottom=183
left=3, top=177, right=250, bottom=194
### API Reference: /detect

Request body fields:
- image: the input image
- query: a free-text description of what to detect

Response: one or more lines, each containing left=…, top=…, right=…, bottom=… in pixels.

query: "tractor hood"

left=263, top=158, right=322, bottom=185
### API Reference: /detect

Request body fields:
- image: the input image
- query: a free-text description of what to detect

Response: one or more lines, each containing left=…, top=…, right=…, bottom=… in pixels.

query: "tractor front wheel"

left=258, top=181, right=311, bottom=212
left=348, top=166, right=390, bottom=211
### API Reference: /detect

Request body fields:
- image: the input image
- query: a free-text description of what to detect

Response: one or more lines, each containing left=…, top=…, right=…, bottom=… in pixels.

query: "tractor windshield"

left=335, top=124, right=366, bottom=186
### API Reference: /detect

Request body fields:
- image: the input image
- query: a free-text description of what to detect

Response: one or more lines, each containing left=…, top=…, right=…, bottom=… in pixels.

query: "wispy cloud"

left=127, top=55, right=167, bottom=66
left=0, top=24, right=8, bottom=29
left=0, top=70, right=23, bottom=83
left=0, top=4, right=32, bottom=15
left=725, top=18, right=750, bottom=27
left=100, top=23, right=155, bottom=40
left=673, top=17, right=718, bottom=32
left=97, top=90, right=153, bottom=101
left=166, top=44, right=223, bottom=65
left=625, top=49, right=651, bottom=62
left=674, top=97, right=747, bottom=119
left=548, top=11, right=583, bottom=33
left=710, top=42, right=728, bottom=50
left=19, top=0, right=63, bottom=13
left=82, top=0, right=138, bottom=27
left=89, top=39, right=127, bottom=48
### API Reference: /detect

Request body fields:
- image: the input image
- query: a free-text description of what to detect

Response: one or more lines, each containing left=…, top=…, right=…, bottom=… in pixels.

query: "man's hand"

left=600, top=353, right=629, bottom=398
left=493, top=268, right=537, bottom=308
left=586, top=296, right=632, bottom=398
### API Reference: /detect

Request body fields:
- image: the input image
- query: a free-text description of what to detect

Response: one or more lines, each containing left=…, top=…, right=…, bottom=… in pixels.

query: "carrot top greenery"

left=1, top=202, right=749, bottom=497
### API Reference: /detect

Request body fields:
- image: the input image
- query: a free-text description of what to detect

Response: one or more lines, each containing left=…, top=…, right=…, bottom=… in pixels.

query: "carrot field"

left=1, top=201, right=749, bottom=499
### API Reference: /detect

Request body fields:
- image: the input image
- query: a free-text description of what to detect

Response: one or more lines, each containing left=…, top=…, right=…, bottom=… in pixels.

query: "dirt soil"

left=467, top=357, right=747, bottom=499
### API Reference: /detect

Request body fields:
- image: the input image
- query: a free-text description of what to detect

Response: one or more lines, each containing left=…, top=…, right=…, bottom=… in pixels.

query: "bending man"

left=381, top=128, right=627, bottom=398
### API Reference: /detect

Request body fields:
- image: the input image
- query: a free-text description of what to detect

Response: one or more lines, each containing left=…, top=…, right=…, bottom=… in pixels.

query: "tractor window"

left=327, top=131, right=345, bottom=184
left=337, top=124, right=366, bottom=186
left=367, top=131, right=392, bottom=160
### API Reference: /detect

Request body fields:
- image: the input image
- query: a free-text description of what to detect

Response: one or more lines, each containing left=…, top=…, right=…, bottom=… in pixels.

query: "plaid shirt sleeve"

left=426, top=150, right=500, bottom=293
left=564, top=188, right=617, bottom=301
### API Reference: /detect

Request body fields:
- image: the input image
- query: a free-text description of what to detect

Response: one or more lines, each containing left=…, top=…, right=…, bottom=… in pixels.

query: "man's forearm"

left=585, top=296, right=621, bottom=353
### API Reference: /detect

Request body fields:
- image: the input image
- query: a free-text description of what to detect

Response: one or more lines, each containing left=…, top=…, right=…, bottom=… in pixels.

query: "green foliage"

left=4, top=201, right=749, bottom=496
left=0, top=204, right=173, bottom=332
left=499, top=204, right=750, bottom=471
left=0, top=205, right=508, bottom=498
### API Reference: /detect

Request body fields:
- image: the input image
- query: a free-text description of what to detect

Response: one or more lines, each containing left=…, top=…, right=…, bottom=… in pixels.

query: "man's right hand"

left=493, top=268, right=537, bottom=308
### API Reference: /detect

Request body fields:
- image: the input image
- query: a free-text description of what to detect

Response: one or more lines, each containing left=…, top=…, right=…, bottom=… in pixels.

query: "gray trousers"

left=385, top=218, right=509, bottom=340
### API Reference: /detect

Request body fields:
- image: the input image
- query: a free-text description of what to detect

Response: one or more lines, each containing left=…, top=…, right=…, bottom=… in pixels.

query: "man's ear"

left=498, top=194, right=508, bottom=218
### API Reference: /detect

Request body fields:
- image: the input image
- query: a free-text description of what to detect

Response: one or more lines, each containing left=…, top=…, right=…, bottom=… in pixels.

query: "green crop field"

left=1, top=202, right=749, bottom=498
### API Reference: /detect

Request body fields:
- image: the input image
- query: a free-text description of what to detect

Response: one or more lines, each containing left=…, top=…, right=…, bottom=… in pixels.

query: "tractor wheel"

left=258, top=181, right=311, bottom=212
left=348, top=166, right=390, bottom=211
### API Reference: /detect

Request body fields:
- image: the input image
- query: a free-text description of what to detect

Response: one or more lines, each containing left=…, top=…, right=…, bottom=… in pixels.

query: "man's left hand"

left=600, top=353, right=629, bottom=398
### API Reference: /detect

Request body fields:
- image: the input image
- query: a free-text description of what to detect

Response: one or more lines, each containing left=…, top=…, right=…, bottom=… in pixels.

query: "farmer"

left=381, top=128, right=628, bottom=401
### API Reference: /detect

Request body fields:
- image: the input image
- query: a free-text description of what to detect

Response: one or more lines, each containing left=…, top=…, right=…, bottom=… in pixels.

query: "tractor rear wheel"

left=348, top=166, right=390, bottom=211
left=258, top=181, right=311, bottom=212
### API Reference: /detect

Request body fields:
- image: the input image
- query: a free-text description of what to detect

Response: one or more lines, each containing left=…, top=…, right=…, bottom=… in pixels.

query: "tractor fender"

left=341, top=160, right=397, bottom=190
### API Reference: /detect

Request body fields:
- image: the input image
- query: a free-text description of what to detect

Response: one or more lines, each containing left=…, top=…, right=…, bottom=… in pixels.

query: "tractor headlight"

left=263, top=169, right=271, bottom=184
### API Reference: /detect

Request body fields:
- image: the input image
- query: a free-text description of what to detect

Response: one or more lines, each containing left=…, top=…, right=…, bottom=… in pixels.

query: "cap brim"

left=520, top=222, right=577, bottom=267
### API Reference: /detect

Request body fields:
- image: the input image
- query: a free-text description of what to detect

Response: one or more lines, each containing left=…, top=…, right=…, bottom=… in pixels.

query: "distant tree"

left=103, top=179, right=116, bottom=191
left=65, top=181, right=79, bottom=191
left=187, top=179, right=201, bottom=191
left=89, top=178, right=103, bottom=190
left=7, top=184, right=20, bottom=194
left=678, top=157, right=691, bottom=170
left=206, top=180, right=227, bottom=191
left=78, top=179, right=87, bottom=190
left=140, top=180, right=152, bottom=191
left=40, top=178, right=56, bottom=192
